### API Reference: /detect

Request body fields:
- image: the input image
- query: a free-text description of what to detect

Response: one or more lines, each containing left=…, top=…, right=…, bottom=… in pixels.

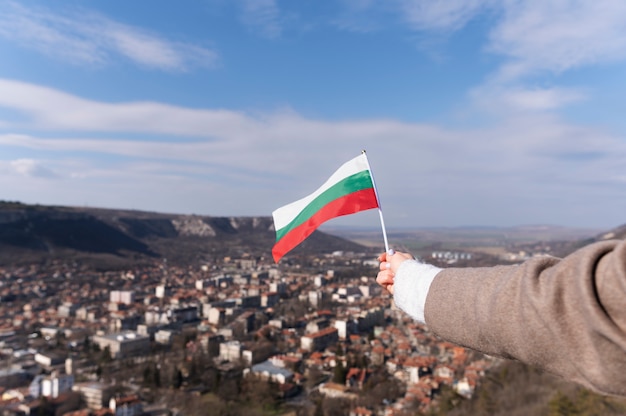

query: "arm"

left=379, top=240, right=626, bottom=395
left=422, top=239, right=626, bottom=396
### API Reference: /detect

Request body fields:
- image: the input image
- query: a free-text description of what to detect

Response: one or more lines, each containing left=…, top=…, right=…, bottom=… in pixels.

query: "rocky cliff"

left=0, top=201, right=366, bottom=268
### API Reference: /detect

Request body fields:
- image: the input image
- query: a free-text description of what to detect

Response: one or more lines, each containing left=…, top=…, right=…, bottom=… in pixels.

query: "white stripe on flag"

left=272, top=154, right=370, bottom=231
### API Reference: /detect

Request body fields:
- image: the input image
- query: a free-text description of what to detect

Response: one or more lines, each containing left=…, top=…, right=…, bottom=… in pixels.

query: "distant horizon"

left=1, top=199, right=613, bottom=234
left=321, top=223, right=606, bottom=231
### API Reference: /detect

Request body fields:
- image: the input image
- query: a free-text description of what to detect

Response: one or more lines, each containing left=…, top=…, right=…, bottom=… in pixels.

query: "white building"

left=244, top=360, right=294, bottom=384
left=208, top=307, right=226, bottom=325
left=154, top=329, right=175, bottom=345
left=92, top=331, right=150, bottom=359
left=42, top=373, right=74, bottom=398
left=308, top=290, right=322, bottom=307
left=334, top=320, right=349, bottom=339
left=58, top=302, right=79, bottom=318
left=110, top=290, right=135, bottom=305
left=301, top=327, right=338, bottom=352
left=219, top=340, right=242, bottom=362
left=73, top=381, right=111, bottom=410
left=30, top=373, right=74, bottom=398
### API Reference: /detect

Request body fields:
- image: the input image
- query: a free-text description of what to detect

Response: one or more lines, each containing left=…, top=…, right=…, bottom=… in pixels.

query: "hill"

left=2, top=200, right=621, bottom=270
left=326, top=223, right=621, bottom=263
left=0, top=201, right=368, bottom=268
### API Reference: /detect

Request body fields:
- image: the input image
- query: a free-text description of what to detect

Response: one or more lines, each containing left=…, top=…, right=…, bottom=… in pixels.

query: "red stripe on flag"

left=272, top=188, right=378, bottom=262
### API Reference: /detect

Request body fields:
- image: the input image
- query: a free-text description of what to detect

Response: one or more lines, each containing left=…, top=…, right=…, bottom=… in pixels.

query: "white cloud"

left=331, top=0, right=385, bottom=33
left=1, top=79, right=626, bottom=227
left=0, top=78, right=622, bottom=171
left=239, top=0, right=283, bottom=38
left=102, top=21, right=218, bottom=71
left=0, top=0, right=218, bottom=71
left=395, top=0, right=626, bottom=80
left=7, top=158, right=56, bottom=178
left=390, top=0, right=626, bottom=119
left=470, top=85, right=586, bottom=113
left=398, top=0, right=492, bottom=32
left=0, top=79, right=249, bottom=137
left=489, top=0, right=626, bottom=80
left=0, top=1, right=105, bottom=65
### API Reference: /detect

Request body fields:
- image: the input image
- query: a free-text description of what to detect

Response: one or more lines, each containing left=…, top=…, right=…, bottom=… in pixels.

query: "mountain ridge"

left=2, top=201, right=623, bottom=269
left=0, top=201, right=368, bottom=268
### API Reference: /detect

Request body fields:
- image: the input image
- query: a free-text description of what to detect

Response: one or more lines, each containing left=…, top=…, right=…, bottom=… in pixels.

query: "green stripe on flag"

left=275, top=170, right=374, bottom=241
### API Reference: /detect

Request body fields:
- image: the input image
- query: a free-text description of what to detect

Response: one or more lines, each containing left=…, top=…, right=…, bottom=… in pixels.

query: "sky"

left=1, top=0, right=626, bottom=231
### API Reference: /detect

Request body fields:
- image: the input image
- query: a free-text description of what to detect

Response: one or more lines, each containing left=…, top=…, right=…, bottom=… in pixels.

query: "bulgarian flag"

left=272, top=152, right=381, bottom=263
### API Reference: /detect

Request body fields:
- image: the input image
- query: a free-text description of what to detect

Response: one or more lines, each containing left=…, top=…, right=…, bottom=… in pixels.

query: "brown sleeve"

left=424, top=239, right=626, bottom=396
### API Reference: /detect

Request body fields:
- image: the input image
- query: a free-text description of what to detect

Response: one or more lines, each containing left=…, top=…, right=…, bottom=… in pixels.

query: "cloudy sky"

left=1, top=0, right=625, bottom=230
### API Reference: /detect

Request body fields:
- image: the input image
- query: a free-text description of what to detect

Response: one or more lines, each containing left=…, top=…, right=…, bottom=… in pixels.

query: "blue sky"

left=1, top=0, right=626, bottom=230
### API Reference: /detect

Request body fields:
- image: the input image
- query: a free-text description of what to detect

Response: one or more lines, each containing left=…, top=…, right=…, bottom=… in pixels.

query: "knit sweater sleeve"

left=423, top=239, right=626, bottom=396
left=392, top=260, right=442, bottom=323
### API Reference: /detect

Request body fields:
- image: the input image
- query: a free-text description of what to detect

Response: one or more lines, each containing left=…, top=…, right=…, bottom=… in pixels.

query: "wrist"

left=393, top=260, right=441, bottom=323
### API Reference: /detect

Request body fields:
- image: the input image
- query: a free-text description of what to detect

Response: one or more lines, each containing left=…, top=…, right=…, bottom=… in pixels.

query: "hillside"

left=1, top=200, right=622, bottom=270
left=0, top=201, right=368, bottom=268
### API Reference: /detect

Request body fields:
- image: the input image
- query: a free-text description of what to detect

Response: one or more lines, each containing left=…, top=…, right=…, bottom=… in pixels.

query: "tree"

left=322, top=397, right=351, bottom=416
left=335, top=343, right=344, bottom=357
left=314, top=398, right=324, bottom=416
left=143, top=363, right=161, bottom=388
left=217, top=377, right=240, bottom=401
left=570, top=388, right=626, bottom=416
left=240, top=374, right=278, bottom=410
left=474, top=387, right=497, bottom=416
left=333, top=360, right=347, bottom=384
left=548, top=391, right=578, bottom=416
left=307, top=367, right=327, bottom=390
left=36, top=396, right=54, bottom=416
left=360, top=369, right=403, bottom=409
left=99, top=346, right=112, bottom=363
left=172, top=368, right=183, bottom=389
left=54, top=330, right=66, bottom=349
left=82, top=336, right=91, bottom=352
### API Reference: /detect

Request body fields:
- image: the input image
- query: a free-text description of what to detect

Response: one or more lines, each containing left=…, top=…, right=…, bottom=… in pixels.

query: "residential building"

left=41, top=373, right=74, bottom=398
left=73, top=382, right=111, bottom=410
left=110, top=290, right=135, bottom=305
left=29, top=373, right=66, bottom=398
left=35, top=351, right=66, bottom=368
left=245, top=360, right=294, bottom=384
left=109, top=394, right=143, bottom=416
left=219, top=340, right=242, bottom=362
left=91, top=331, right=150, bottom=359
left=0, top=367, right=31, bottom=389
left=301, top=327, right=338, bottom=352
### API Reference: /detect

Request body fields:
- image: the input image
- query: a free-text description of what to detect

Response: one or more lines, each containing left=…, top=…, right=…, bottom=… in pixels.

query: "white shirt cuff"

left=393, top=260, right=441, bottom=323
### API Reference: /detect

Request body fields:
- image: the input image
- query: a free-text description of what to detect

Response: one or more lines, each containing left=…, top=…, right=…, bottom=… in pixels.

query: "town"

left=0, top=249, right=498, bottom=416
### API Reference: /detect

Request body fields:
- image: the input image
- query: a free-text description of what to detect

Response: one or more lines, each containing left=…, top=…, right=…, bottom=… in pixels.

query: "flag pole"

left=361, top=150, right=391, bottom=254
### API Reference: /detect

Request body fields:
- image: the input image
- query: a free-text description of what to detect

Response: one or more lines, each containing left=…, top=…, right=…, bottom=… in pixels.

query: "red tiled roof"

left=303, top=327, right=337, bottom=339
